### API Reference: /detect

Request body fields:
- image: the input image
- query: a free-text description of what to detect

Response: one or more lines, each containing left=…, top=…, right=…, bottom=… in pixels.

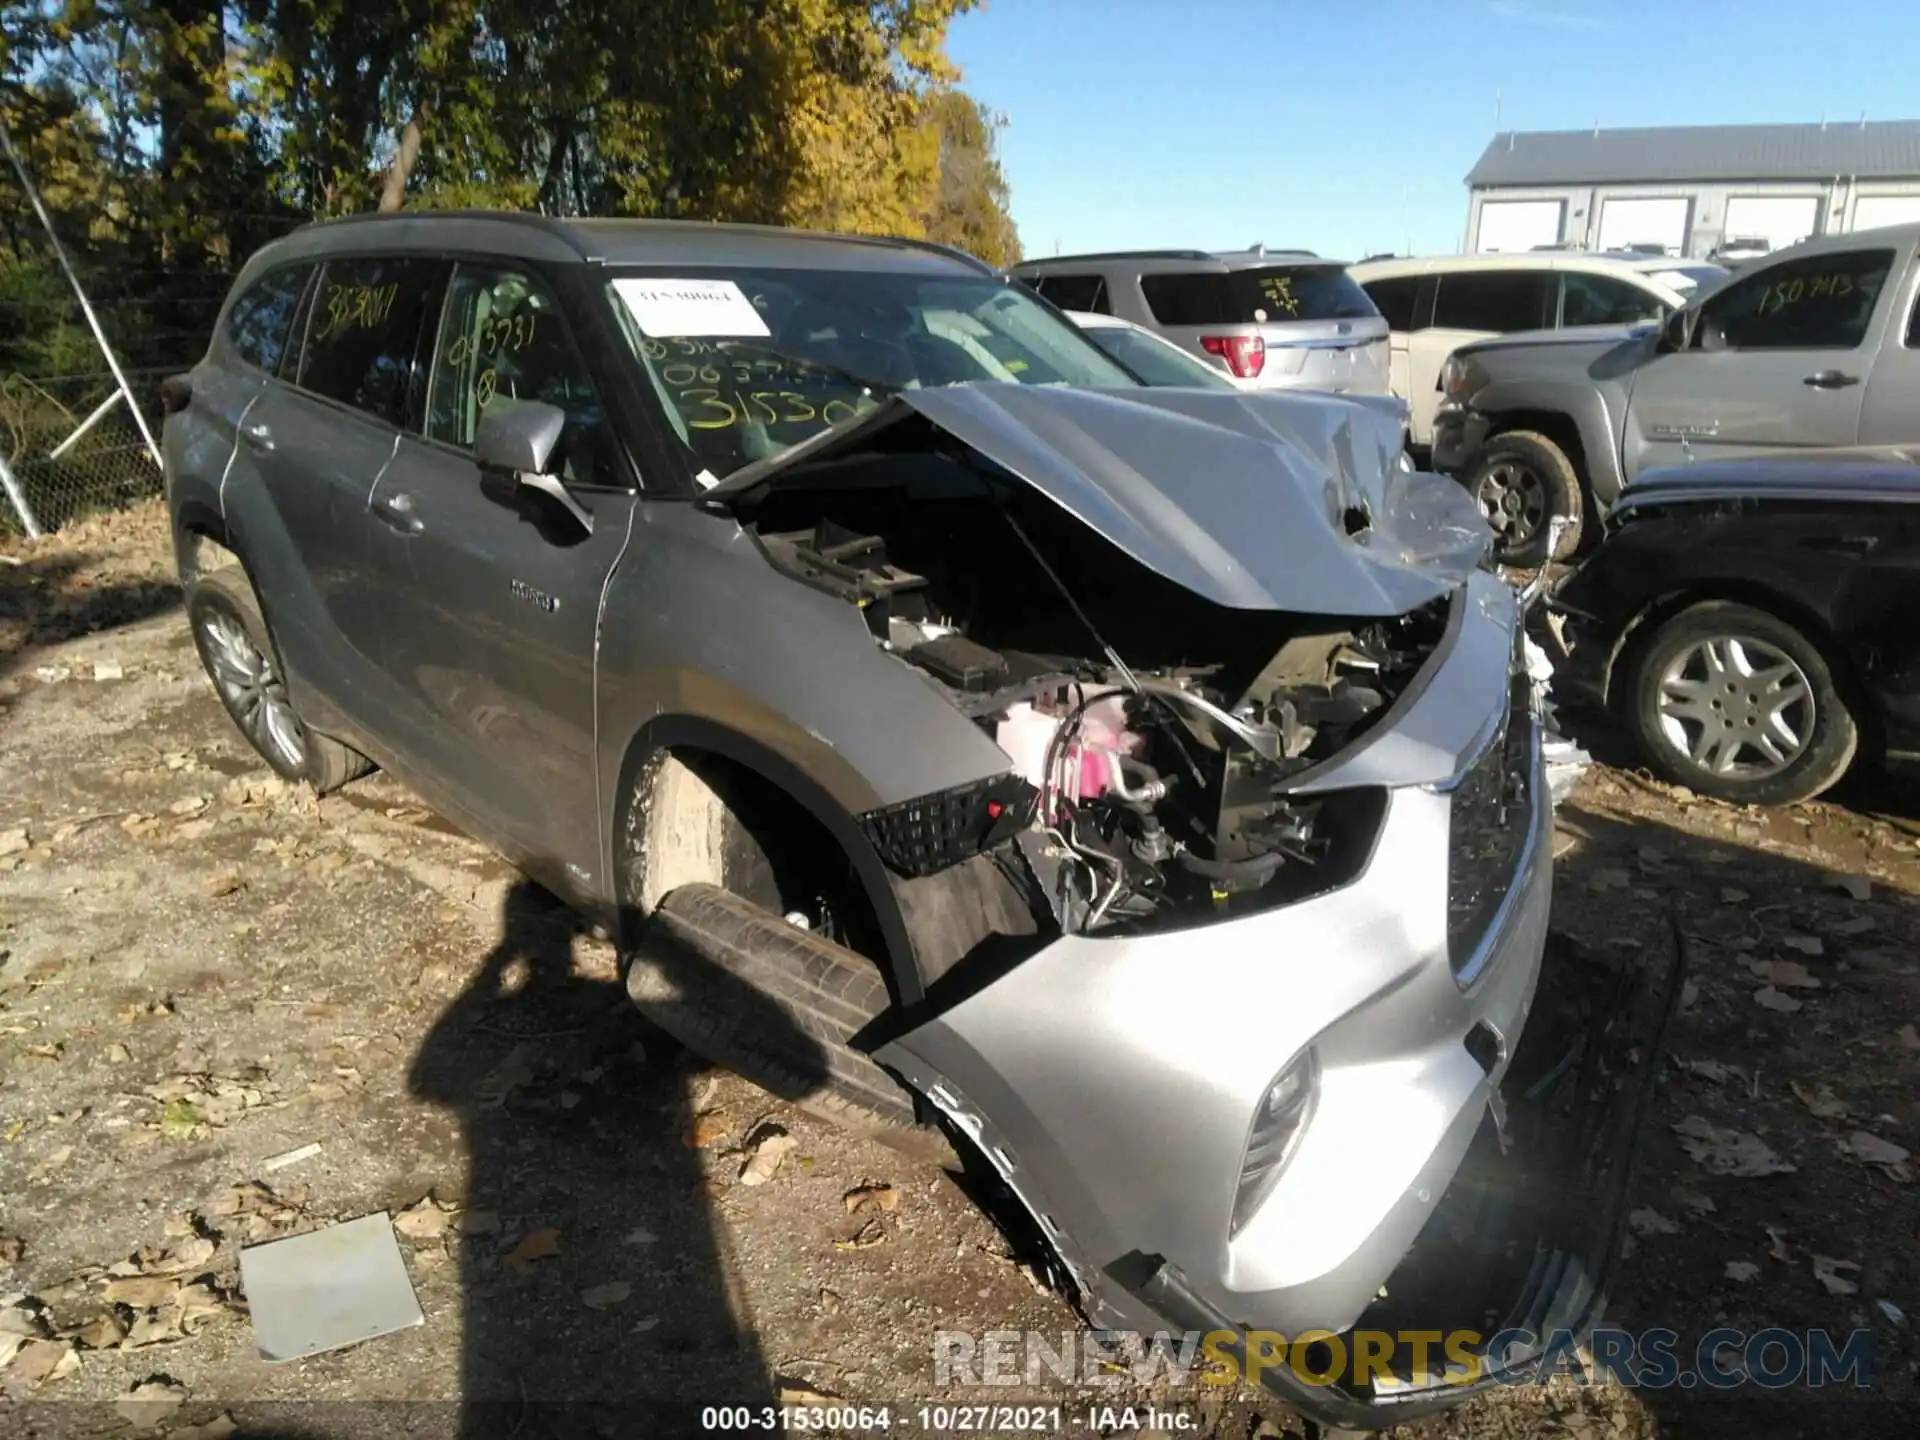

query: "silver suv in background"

left=1013, top=247, right=1390, bottom=396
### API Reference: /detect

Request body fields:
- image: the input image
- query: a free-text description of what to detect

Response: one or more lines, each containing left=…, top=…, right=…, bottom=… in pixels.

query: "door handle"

left=240, top=421, right=275, bottom=453
left=1802, top=370, right=1860, bottom=388
left=372, top=492, right=423, bottom=535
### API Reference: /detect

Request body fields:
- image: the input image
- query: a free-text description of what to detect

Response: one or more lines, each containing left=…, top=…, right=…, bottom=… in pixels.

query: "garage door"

left=1853, top=194, right=1920, bottom=231
left=1598, top=197, right=1691, bottom=254
left=1722, top=196, right=1819, bottom=253
left=1476, top=200, right=1564, bottom=253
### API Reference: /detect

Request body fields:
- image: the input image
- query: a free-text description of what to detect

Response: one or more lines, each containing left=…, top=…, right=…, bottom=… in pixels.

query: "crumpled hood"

left=706, top=384, right=1491, bottom=616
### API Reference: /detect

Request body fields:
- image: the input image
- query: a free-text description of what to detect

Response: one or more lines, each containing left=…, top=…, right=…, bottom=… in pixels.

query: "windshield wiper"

left=715, top=339, right=901, bottom=399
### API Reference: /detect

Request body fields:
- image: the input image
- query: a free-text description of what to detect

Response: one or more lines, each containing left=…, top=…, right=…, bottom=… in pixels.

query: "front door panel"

left=363, top=260, right=637, bottom=890
left=1624, top=245, right=1901, bottom=481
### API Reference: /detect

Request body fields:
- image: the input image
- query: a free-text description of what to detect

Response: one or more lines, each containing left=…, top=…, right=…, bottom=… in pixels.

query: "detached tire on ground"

left=627, top=883, right=956, bottom=1166
left=1465, top=430, right=1584, bottom=566
left=186, top=567, right=373, bottom=794
left=1623, top=600, right=1857, bottom=806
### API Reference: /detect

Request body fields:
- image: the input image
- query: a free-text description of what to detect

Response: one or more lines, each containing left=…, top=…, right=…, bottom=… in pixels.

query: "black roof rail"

left=290, top=207, right=595, bottom=257
left=1013, top=249, right=1221, bottom=267
left=850, top=232, right=1000, bottom=275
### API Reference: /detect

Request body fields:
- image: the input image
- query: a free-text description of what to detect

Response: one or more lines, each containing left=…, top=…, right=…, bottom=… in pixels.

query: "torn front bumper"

left=872, top=574, right=1674, bottom=1429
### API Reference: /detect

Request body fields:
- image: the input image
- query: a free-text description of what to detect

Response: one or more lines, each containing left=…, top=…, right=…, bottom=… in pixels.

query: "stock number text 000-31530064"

left=640, top=336, right=865, bottom=432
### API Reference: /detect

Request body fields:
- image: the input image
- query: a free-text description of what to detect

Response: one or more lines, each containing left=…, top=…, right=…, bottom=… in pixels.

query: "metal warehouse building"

left=1464, top=120, right=1920, bottom=258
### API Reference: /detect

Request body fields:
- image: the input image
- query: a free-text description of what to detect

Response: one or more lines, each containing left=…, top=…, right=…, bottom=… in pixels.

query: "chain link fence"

left=0, top=266, right=233, bottom=536
left=0, top=365, right=174, bottom=534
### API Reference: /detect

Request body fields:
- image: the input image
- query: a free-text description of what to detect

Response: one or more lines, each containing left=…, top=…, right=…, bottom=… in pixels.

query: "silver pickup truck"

left=1431, top=224, right=1920, bottom=563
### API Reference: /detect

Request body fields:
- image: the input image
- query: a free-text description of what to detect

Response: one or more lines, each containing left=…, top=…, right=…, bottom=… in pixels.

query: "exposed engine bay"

left=737, top=440, right=1454, bottom=934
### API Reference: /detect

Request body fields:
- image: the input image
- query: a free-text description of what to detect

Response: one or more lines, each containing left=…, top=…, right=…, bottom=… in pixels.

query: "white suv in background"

left=1013, top=248, right=1391, bottom=397
left=1350, top=253, right=1727, bottom=449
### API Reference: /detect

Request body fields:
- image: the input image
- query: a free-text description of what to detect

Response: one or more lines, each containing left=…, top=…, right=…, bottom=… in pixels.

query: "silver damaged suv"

left=163, top=213, right=1668, bottom=1428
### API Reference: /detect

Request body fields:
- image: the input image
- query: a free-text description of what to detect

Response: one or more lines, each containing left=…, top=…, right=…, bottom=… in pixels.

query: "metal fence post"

left=0, top=451, right=44, bottom=538
left=0, top=118, right=164, bottom=472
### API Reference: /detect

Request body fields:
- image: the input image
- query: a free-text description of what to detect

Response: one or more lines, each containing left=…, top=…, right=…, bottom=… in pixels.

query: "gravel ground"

left=2, top=504, right=1916, bottom=1439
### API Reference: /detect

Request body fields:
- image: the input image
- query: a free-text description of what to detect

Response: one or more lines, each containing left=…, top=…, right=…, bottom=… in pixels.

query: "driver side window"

left=426, top=264, right=614, bottom=487
left=1694, top=249, right=1893, bottom=351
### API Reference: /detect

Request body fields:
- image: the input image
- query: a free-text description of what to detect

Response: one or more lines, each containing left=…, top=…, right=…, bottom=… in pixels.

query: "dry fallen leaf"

left=103, top=1277, right=181, bottom=1310
left=203, top=870, right=243, bottom=899
left=739, top=1127, right=799, bottom=1187
left=1827, top=914, right=1876, bottom=938
left=1672, top=1187, right=1717, bottom=1216
left=504, top=1227, right=561, bottom=1273
left=580, top=1281, right=632, bottom=1311
left=1724, top=1260, right=1761, bottom=1283
left=393, top=1199, right=452, bottom=1241
left=1749, top=959, right=1821, bottom=990
left=68, top=1312, right=127, bottom=1351
left=6, top=1338, right=79, bottom=1389
left=1821, top=872, right=1872, bottom=901
left=1811, top=1255, right=1861, bottom=1296
left=1673, top=1116, right=1795, bottom=1177
left=455, top=1210, right=500, bottom=1237
left=842, top=1183, right=900, bottom=1214
left=1780, top=935, right=1825, bottom=957
left=1900, top=1024, right=1920, bottom=1052
left=688, top=1111, right=732, bottom=1149
left=123, top=1310, right=182, bottom=1350
left=1588, top=867, right=1631, bottom=893
left=780, top=1386, right=840, bottom=1406
left=1790, top=1081, right=1848, bottom=1120
left=1719, top=887, right=1749, bottom=904
left=164, top=1413, right=237, bottom=1440
left=0, top=1235, right=23, bottom=1262
left=1766, top=1225, right=1793, bottom=1262
left=115, top=1375, right=189, bottom=1428
left=1847, top=1130, right=1911, bottom=1170
left=1753, top=987, right=1803, bottom=1014
left=1627, top=1207, right=1680, bottom=1237
left=106, top=1042, right=132, bottom=1064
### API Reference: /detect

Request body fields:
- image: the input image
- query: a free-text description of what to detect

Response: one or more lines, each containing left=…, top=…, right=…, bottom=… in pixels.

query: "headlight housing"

left=1437, top=354, right=1474, bottom=400
left=1230, top=1048, right=1319, bottom=1235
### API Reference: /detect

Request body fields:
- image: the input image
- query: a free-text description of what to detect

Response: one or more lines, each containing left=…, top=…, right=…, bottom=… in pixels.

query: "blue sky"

left=947, top=0, right=1920, bottom=261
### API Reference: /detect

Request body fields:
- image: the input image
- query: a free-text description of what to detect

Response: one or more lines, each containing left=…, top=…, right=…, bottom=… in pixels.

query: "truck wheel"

left=1466, top=431, right=1584, bottom=566
left=186, top=568, right=373, bottom=794
left=1623, top=601, right=1857, bottom=805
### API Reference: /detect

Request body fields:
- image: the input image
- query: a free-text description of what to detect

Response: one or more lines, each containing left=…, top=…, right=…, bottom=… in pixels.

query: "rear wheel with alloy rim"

left=1624, top=600, right=1857, bottom=805
left=187, top=568, right=372, bottom=792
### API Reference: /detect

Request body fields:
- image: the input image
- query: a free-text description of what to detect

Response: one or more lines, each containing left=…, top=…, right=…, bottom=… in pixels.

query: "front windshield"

left=605, top=267, right=1137, bottom=481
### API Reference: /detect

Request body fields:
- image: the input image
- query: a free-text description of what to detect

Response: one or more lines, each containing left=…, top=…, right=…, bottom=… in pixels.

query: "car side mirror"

left=1656, top=307, right=1693, bottom=353
left=474, top=401, right=593, bottom=536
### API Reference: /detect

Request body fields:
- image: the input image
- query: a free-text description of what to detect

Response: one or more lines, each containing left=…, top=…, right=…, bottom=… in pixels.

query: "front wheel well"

left=613, top=736, right=904, bottom=996
left=1484, top=410, right=1589, bottom=487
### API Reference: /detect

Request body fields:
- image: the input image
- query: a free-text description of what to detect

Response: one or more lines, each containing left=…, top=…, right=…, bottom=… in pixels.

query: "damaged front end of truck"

left=638, top=384, right=1672, bottom=1428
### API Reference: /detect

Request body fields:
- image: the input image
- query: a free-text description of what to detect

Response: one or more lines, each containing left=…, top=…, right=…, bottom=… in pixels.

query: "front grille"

left=1445, top=672, right=1535, bottom=979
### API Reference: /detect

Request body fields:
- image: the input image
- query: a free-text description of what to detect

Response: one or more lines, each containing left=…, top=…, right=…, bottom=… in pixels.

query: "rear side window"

left=1029, top=273, right=1112, bottom=314
left=1140, top=265, right=1377, bottom=326
left=1698, top=248, right=1893, bottom=351
left=294, top=257, right=441, bottom=424
left=1432, top=271, right=1553, bottom=332
left=1361, top=275, right=1420, bottom=332
left=224, top=266, right=312, bottom=374
left=1559, top=272, right=1667, bottom=327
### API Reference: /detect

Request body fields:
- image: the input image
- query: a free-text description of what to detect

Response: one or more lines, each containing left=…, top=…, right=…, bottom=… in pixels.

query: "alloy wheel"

left=1474, top=460, right=1547, bottom=548
left=1654, top=635, right=1815, bottom=779
left=199, top=608, right=307, bottom=772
